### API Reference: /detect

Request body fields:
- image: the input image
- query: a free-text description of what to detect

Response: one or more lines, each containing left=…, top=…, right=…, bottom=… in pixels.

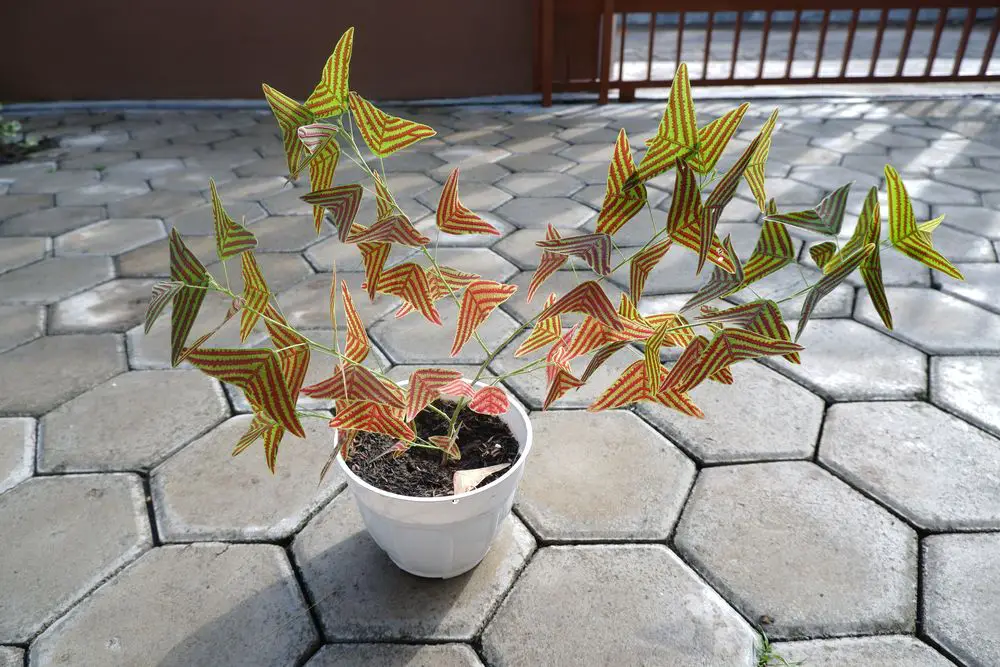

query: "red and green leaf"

left=404, top=368, right=463, bottom=422
left=766, top=182, right=852, bottom=236
left=885, top=165, right=963, bottom=280
left=375, top=262, right=441, bottom=325
left=301, top=364, right=405, bottom=409
left=535, top=232, right=613, bottom=276
left=515, top=293, right=561, bottom=357
left=739, top=214, right=795, bottom=287
left=743, top=109, right=779, bottom=212
left=440, top=377, right=477, bottom=398
left=306, top=140, right=341, bottom=233
left=144, top=280, right=184, bottom=334
left=680, top=235, right=744, bottom=313
left=349, top=92, right=436, bottom=157
left=428, top=433, right=461, bottom=461
left=697, top=134, right=761, bottom=273
left=210, top=179, right=256, bottom=260
left=687, top=102, right=749, bottom=175
left=437, top=168, right=501, bottom=236
left=261, top=83, right=313, bottom=178
left=372, top=171, right=394, bottom=221
left=796, top=243, right=875, bottom=340
left=341, top=281, right=370, bottom=363
left=809, top=241, right=838, bottom=270
left=347, top=214, right=430, bottom=247
left=635, top=63, right=697, bottom=183
left=543, top=365, right=585, bottom=409
left=169, top=229, right=209, bottom=367
left=359, top=242, right=391, bottom=301
left=301, top=184, right=363, bottom=241
left=468, top=385, right=509, bottom=416
left=304, top=27, right=353, bottom=118
left=451, top=280, right=518, bottom=356
left=596, top=129, right=647, bottom=236
left=537, top=280, right=623, bottom=332
left=239, top=251, right=271, bottom=341
left=526, top=224, right=568, bottom=302
left=628, top=239, right=672, bottom=304
left=666, top=162, right=735, bottom=273
left=330, top=401, right=415, bottom=442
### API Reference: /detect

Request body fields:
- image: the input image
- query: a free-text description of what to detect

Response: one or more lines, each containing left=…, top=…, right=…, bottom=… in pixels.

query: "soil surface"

left=0, top=137, right=56, bottom=165
left=347, top=400, right=520, bottom=497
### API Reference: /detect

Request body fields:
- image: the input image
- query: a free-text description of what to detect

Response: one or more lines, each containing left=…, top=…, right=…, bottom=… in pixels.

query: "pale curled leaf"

left=453, top=464, right=511, bottom=495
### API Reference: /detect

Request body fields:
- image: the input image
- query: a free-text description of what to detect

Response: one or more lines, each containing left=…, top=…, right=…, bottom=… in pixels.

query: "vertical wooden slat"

left=952, top=7, right=978, bottom=76
left=757, top=9, right=773, bottom=79
left=730, top=11, right=744, bottom=80
left=676, top=11, right=686, bottom=71
left=785, top=9, right=802, bottom=79
left=839, top=8, right=860, bottom=78
left=540, top=0, right=554, bottom=107
left=895, top=6, right=918, bottom=77
left=618, top=12, right=628, bottom=81
left=702, top=11, right=715, bottom=80
left=813, top=9, right=831, bottom=78
left=980, top=9, right=1000, bottom=76
left=868, top=8, right=889, bottom=77
left=646, top=12, right=657, bottom=81
left=924, top=8, right=949, bottom=77
left=598, top=0, right=615, bottom=104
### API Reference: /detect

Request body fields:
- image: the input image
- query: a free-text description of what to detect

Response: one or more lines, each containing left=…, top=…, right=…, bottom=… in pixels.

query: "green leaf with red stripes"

left=766, top=182, right=852, bottom=236
left=347, top=214, right=430, bottom=247
left=681, top=235, right=744, bottom=313
left=349, top=92, right=436, bottom=157
left=537, top=280, right=623, bottom=332
left=809, top=241, right=838, bottom=270
left=535, top=232, right=613, bottom=276
left=232, top=413, right=286, bottom=473
left=144, top=280, right=184, bottom=334
left=359, top=241, right=391, bottom=301
left=341, top=281, right=370, bottom=363
left=515, top=294, right=561, bottom=357
left=666, top=162, right=736, bottom=274
left=885, top=165, right=963, bottom=280
left=169, top=229, right=209, bottom=367
left=697, top=133, right=761, bottom=273
left=543, top=365, right=585, bottom=410
left=635, top=63, right=697, bottom=183
left=429, top=433, right=461, bottom=461
left=437, top=168, right=501, bottom=236
left=687, top=102, right=749, bottom=175
left=797, top=243, right=876, bottom=341
left=375, top=262, right=441, bottom=325
left=261, top=304, right=311, bottom=402
left=306, top=140, right=340, bottom=233
left=210, top=179, right=257, bottom=260
left=699, top=300, right=800, bottom=364
left=261, top=83, right=313, bottom=178
left=239, top=251, right=271, bottom=341
left=330, top=400, right=415, bottom=442
left=662, top=328, right=803, bottom=393
left=302, top=184, right=363, bottom=242
left=305, top=27, right=353, bottom=118
left=628, top=238, right=672, bottom=305
left=526, top=224, right=568, bottom=303
left=596, top=129, right=647, bottom=236
left=301, top=364, right=405, bottom=410
left=468, top=386, right=510, bottom=416
left=743, top=109, right=779, bottom=213
left=451, top=280, right=518, bottom=356
left=739, top=215, right=795, bottom=288
left=404, top=368, right=463, bottom=422
left=185, top=347, right=304, bottom=438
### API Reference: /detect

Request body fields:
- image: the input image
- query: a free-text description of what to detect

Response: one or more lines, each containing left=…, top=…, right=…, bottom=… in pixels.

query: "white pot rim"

left=335, top=380, right=532, bottom=504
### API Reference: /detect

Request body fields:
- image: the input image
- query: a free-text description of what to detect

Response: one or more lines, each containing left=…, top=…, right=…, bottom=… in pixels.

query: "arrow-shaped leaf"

left=451, top=280, right=518, bottom=356
left=304, top=27, right=353, bottom=118
left=349, top=92, right=436, bottom=157
left=437, top=168, right=501, bottom=236
left=885, top=165, right=963, bottom=280
left=535, top=232, right=613, bottom=276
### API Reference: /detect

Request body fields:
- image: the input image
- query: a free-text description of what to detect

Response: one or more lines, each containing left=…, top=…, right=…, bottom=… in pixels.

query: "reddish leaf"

left=210, top=179, right=257, bottom=260
left=302, top=184, right=363, bottom=241
left=515, top=294, right=561, bottom=357
left=526, top=224, right=568, bottom=303
left=589, top=359, right=669, bottom=412
left=440, top=378, right=476, bottom=398
left=697, top=134, right=760, bottom=273
left=144, top=280, right=183, bottom=334
left=579, top=342, right=628, bottom=383
left=405, top=368, right=463, bottom=422
left=537, top=280, right=623, bottom=332
left=359, top=242, right=391, bottom=301
left=665, top=162, right=735, bottom=274
left=437, top=168, right=501, bottom=235
left=301, top=364, right=405, bottom=409
left=687, top=103, right=749, bottom=174
left=628, top=239, right=672, bottom=304
left=543, top=366, right=585, bottom=410
left=680, top=235, right=744, bottom=313
left=169, top=229, right=209, bottom=367
left=347, top=214, right=430, bottom=248
left=451, top=280, right=518, bottom=356
left=468, top=386, right=510, bottom=416
left=330, top=401, right=415, bottom=442
left=376, top=262, right=441, bottom=325
left=744, top=109, right=779, bottom=212
left=239, top=251, right=271, bottom=341
left=596, top=129, right=647, bottom=236
left=535, top=233, right=613, bottom=276
left=341, top=281, right=370, bottom=363
left=428, top=433, right=461, bottom=461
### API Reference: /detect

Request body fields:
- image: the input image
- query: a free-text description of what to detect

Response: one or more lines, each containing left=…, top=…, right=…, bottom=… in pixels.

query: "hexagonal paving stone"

left=8, top=170, right=100, bottom=195
left=482, top=545, right=757, bottom=666
left=151, top=415, right=343, bottom=542
left=244, top=215, right=332, bottom=250
left=727, top=264, right=854, bottom=321
left=427, top=162, right=510, bottom=185
left=608, top=246, right=725, bottom=296
left=497, top=153, right=575, bottom=173
left=49, top=278, right=157, bottom=334
left=856, top=287, right=1000, bottom=354
left=495, top=173, right=583, bottom=198
left=307, top=644, right=481, bottom=667
left=30, top=543, right=318, bottom=667
left=772, top=636, right=952, bottom=666
left=39, top=370, right=228, bottom=473
left=304, top=235, right=417, bottom=272
left=936, top=205, right=1000, bottom=239
left=433, top=145, right=510, bottom=167
left=761, top=319, right=926, bottom=402
left=0, top=647, right=22, bottom=667
left=931, top=356, right=1000, bottom=438
left=207, top=252, right=313, bottom=294
left=54, top=218, right=164, bottom=255
left=277, top=273, right=397, bottom=330
left=515, top=411, right=695, bottom=541
left=107, top=190, right=205, bottom=219
left=57, top=181, right=149, bottom=206
left=674, top=461, right=917, bottom=639
left=103, top=158, right=185, bottom=179
left=923, top=533, right=1000, bottom=667
left=493, top=197, right=595, bottom=229
left=149, top=169, right=234, bottom=192
left=822, top=401, right=1000, bottom=531
left=934, top=263, right=1000, bottom=314
left=491, top=227, right=591, bottom=270
left=556, top=142, right=614, bottom=163
left=0, top=237, right=47, bottom=273
left=116, top=233, right=217, bottom=277
left=0, top=194, right=52, bottom=221
left=636, top=361, right=824, bottom=464
left=0, top=418, right=34, bottom=494
left=431, top=248, right=518, bottom=283
left=0, top=474, right=151, bottom=643
left=0, top=256, right=113, bottom=305
left=0, top=334, right=125, bottom=415
left=0, top=206, right=105, bottom=237
left=372, top=298, right=519, bottom=365
left=165, top=199, right=268, bottom=236
left=416, top=181, right=511, bottom=212
left=0, top=305, right=44, bottom=354
left=292, top=492, right=534, bottom=640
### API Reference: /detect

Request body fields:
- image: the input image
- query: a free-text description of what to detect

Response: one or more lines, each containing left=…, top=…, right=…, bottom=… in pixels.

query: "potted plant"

left=145, top=28, right=965, bottom=578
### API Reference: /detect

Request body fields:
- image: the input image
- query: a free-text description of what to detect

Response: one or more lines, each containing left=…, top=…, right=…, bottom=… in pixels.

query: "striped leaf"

left=537, top=280, right=623, bottom=332
left=372, top=171, right=394, bottom=221
left=743, top=108, right=779, bottom=212
left=349, top=92, right=436, bottom=158
left=644, top=312, right=694, bottom=347
left=628, top=239, right=672, bottom=304
left=307, top=140, right=341, bottom=233
left=687, top=103, right=749, bottom=175
left=302, top=184, right=363, bottom=241
left=395, top=265, right=481, bottom=318
left=526, top=224, right=568, bottom=302
left=664, top=328, right=803, bottom=392
left=579, top=342, right=628, bottom=383
left=739, top=217, right=795, bottom=287
left=296, top=122, right=338, bottom=155
left=885, top=165, right=963, bottom=280
left=544, top=324, right=576, bottom=383
left=649, top=385, right=704, bottom=418
left=666, top=162, right=735, bottom=273
left=563, top=316, right=635, bottom=361
left=515, top=294, right=561, bottom=357
left=437, top=168, right=501, bottom=236
left=376, top=262, right=441, bottom=325
left=589, top=359, right=689, bottom=412
left=697, top=134, right=761, bottom=273
left=347, top=214, right=430, bottom=247
left=596, top=129, right=647, bottom=236
left=304, top=27, right=353, bottom=118
left=535, top=232, right=613, bottom=276
left=261, top=83, right=313, bottom=178
left=169, top=229, right=209, bottom=367
left=341, top=281, right=370, bottom=363
left=144, top=280, right=183, bottom=334
left=301, top=364, right=405, bottom=409
left=635, top=64, right=697, bottom=183
left=617, top=294, right=655, bottom=340
left=659, top=335, right=709, bottom=393
left=239, top=251, right=270, bottom=341
left=644, top=320, right=680, bottom=393
left=404, top=369, right=463, bottom=422
left=681, top=235, right=744, bottom=313
left=766, top=182, right=852, bottom=235
left=174, top=300, right=240, bottom=365
left=468, top=386, right=509, bottom=416
left=210, top=179, right=256, bottom=260
left=809, top=241, right=838, bottom=270
left=330, top=400, right=415, bottom=442
left=260, top=303, right=311, bottom=404
left=543, top=366, right=585, bottom=410
left=440, top=378, right=477, bottom=398
left=428, top=433, right=461, bottom=461
left=359, top=242, right=391, bottom=301
left=797, top=244, right=875, bottom=341
left=451, top=280, right=518, bottom=356
left=700, top=300, right=800, bottom=364
left=232, top=414, right=286, bottom=473
left=185, top=347, right=304, bottom=438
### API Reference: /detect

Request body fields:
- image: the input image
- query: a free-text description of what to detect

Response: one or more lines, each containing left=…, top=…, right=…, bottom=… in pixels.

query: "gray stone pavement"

left=1, top=95, right=999, bottom=665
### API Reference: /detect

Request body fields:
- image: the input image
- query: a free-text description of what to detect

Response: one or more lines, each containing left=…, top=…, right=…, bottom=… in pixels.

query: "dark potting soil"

left=346, top=400, right=520, bottom=498
left=0, top=137, right=57, bottom=165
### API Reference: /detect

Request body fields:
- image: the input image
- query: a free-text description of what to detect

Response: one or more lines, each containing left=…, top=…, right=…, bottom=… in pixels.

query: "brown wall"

left=2, top=0, right=537, bottom=102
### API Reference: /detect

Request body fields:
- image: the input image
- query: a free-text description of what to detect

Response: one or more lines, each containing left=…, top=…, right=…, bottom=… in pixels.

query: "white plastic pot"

left=336, top=380, right=532, bottom=579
